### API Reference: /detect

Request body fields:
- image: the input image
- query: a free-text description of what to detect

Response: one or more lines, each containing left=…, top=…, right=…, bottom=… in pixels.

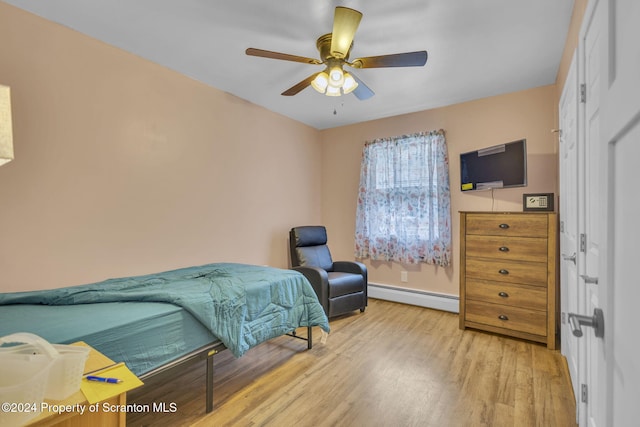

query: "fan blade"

left=281, top=73, right=319, bottom=96
left=351, top=51, right=428, bottom=68
left=246, top=48, right=322, bottom=65
left=330, top=7, right=362, bottom=58
left=350, top=72, right=375, bottom=100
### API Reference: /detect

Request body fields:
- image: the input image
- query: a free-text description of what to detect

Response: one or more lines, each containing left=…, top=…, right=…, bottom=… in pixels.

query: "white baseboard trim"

left=368, top=283, right=459, bottom=313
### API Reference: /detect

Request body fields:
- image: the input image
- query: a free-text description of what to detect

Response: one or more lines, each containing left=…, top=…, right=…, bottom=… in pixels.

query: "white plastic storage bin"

left=0, top=333, right=56, bottom=426
left=0, top=333, right=90, bottom=425
left=46, top=344, right=90, bottom=400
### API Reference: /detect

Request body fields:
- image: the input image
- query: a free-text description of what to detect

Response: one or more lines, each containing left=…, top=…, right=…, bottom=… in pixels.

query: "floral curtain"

left=354, top=130, right=451, bottom=266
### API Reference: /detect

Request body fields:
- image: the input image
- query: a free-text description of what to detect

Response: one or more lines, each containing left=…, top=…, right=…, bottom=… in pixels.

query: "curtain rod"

left=365, top=128, right=446, bottom=146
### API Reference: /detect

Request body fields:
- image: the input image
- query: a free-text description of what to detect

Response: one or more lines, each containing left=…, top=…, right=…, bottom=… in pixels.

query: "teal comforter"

left=0, top=263, right=330, bottom=357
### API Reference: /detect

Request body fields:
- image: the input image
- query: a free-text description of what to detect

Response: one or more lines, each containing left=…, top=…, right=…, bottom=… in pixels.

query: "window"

left=354, top=130, right=451, bottom=266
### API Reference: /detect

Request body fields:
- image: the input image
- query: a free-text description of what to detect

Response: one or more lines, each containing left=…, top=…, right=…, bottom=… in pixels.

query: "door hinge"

left=580, top=233, right=587, bottom=253
left=560, top=220, right=565, bottom=233
left=581, top=383, right=588, bottom=403
left=580, top=83, right=587, bottom=103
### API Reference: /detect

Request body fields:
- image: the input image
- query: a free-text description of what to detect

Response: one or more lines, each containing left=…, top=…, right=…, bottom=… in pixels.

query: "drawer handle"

left=498, top=291, right=509, bottom=298
left=499, top=269, right=509, bottom=275
left=498, top=246, right=510, bottom=252
left=498, top=314, right=509, bottom=321
left=498, top=223, right=510, bottom=229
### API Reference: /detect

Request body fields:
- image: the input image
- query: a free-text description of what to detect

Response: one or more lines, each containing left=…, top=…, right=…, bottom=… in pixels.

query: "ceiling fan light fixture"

left=325, top=85, right=341, bottom=96
left=342, top=72, right=358, bottom=94
left=311, top=71, right=329, bottom=93
left=311, top=68, right=358, bottom=96
left=328, top=66, right=344, bottom=87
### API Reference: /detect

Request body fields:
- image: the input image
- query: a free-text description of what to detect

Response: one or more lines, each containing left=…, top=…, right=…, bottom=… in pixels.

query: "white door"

left=558, top=50, right=581, bottom=422
left=580, top=0, right=604, bottom=424
left=599, top=0, right=640, bottom=425
left=558, top=0, right=639, bottom=424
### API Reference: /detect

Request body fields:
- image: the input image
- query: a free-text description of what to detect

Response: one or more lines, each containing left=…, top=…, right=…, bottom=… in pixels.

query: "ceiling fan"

left=245, top=6, right=428, bottom=100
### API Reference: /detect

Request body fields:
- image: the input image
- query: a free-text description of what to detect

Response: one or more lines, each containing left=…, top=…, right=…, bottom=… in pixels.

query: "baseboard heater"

left=368, top=283, right=459, bottom=313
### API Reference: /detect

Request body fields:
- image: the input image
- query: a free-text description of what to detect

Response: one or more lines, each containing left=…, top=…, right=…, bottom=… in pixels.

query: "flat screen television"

left=460, top=139, right=527, bottom=191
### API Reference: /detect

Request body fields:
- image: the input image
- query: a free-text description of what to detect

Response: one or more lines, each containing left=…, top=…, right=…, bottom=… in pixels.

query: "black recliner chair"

left=289, top=226, right=367, bottom=318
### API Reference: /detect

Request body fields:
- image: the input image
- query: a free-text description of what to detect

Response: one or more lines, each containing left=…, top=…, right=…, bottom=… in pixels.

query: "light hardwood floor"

left=127, top=298, right=577, bottom=427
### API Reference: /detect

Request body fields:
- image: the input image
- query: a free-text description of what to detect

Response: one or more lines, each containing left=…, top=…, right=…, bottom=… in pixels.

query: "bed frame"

left=138, top=326, right=313, bottom=413
left=0, top=264, right=326, bottom=414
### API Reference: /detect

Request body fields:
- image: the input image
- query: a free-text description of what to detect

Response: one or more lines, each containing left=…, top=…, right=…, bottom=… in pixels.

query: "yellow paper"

left=81, top=362, right=144, bottom=404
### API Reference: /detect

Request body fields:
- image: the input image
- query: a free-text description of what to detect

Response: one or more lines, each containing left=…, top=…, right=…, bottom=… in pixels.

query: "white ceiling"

left=4, top=0, right=575, bottom=130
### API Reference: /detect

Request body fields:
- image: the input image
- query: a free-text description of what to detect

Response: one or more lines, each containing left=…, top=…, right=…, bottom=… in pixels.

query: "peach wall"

left=320, top=85, right=557, bottom=297
left=0, top=3, right=322, bottom=292
left=0, top=1, right=579, bottom=298
left=556, top=0, right=589, bottom=95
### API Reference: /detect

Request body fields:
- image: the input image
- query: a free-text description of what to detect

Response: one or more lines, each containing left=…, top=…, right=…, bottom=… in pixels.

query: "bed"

left=0, top=262, right=330, bottom=412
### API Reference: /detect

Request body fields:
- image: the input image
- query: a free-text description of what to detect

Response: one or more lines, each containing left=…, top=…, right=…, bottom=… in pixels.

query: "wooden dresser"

left=459, top=211, right=558, bottom=349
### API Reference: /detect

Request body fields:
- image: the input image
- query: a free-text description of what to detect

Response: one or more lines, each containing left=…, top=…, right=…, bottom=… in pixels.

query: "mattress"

left=0, top=263, right=330, bottom=358
left=0, top=301, right=217, bottom=376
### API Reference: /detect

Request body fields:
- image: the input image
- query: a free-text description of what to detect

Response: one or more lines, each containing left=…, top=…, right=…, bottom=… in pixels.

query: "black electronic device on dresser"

left=460, top=139, right=527, bottom=191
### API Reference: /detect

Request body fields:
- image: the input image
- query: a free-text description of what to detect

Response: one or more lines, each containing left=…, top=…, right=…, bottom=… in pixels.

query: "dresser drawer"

left=465, top=300, right=547, bottom=336
left=465, top=279, right=547, bottom=311
left=465, top=235, right=547, bottom=262
left=466, top=258, right=548, bottom=287
left=465, top=214, right=548, bottom=238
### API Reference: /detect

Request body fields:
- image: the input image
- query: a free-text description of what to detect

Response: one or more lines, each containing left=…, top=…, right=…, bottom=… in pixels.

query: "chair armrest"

left=332, top=261, right=367, bottom=279
left=292, top=266, right=330, bottom=314
left=332, top=261, right=368, bottom=305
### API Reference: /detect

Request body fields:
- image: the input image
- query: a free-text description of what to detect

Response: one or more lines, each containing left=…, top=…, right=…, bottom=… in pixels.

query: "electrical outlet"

left=400, top=271, right=408, bottom=282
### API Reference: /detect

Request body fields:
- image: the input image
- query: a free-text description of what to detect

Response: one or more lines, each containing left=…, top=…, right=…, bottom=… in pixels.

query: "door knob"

left=568, top=308, right=604, bottom=338
left=562, top=252, right=577, bottom=264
